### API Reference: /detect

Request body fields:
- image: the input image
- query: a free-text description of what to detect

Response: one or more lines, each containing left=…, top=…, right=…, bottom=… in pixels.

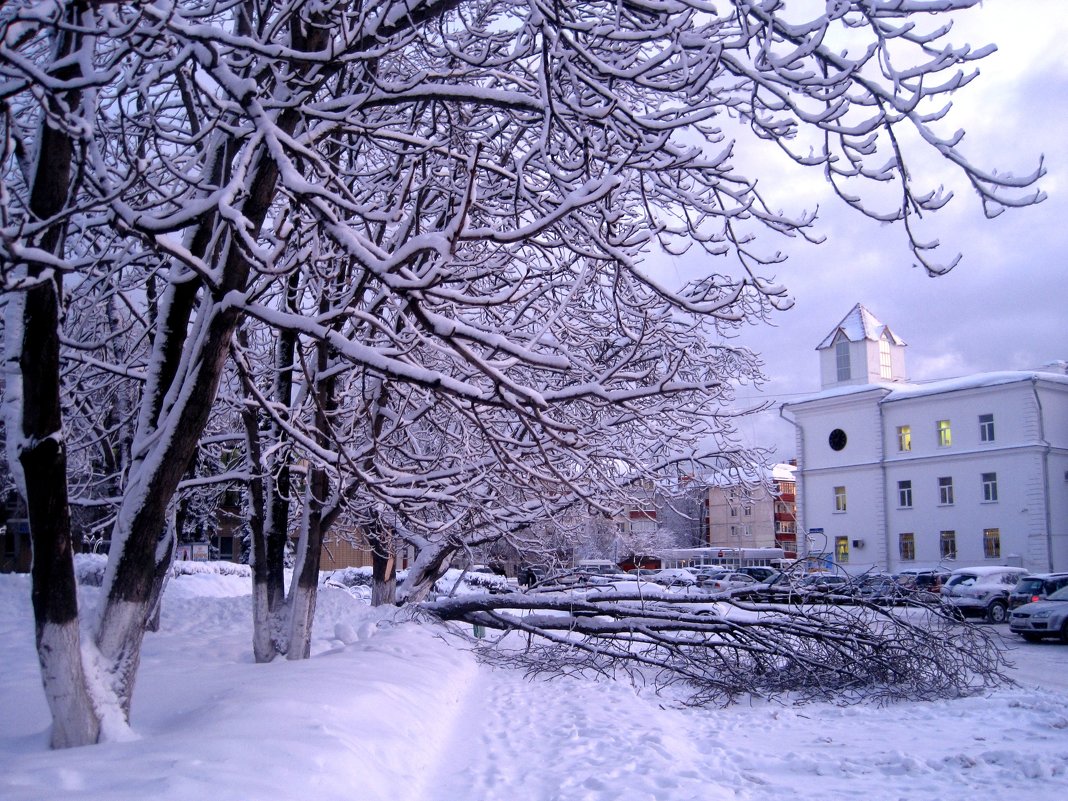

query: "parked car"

left=940, top=566, right=1031, bottom=623
left=692, top=567, right=727, bottom=584
left=894, top=568, right=951, bottom=597
left=628, top=568, right=662, bottom=579
left=652, top=568, right=698, bottom=587
left=853, top=574, right=907, bottom=605
left=1009, top=586, right=1068, bottom=642
left=1008, top=573, right=1068, bottom=610
left=799, top=574, right=850, bottom=593
left=697, top=571, right=757, bottom=594
left=736, top=566, right=780, bottom=582
left=735, top=572, right=819, bottom=604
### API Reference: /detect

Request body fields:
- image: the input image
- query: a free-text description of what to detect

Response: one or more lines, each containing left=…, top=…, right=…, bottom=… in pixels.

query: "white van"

left=576, top=559, right=624, bottom=575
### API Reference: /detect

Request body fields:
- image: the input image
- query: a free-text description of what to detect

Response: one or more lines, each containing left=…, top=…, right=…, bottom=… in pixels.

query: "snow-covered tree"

left=1, top=0, right=1042, bottom=748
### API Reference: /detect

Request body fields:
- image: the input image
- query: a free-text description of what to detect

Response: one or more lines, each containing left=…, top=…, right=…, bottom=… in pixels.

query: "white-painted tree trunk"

left=38, top=621, right=100, bottom=749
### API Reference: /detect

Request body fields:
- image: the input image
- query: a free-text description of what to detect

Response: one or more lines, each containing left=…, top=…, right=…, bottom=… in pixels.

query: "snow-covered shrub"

left=172, top=560, right=252, bottom=579
left=74, top=553, right=108, bottom=587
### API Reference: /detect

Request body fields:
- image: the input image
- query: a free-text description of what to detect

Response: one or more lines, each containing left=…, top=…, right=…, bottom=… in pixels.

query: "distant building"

left=782, top=304, right=1068, bottom=574
left=701, top=464, right=797, bottom=558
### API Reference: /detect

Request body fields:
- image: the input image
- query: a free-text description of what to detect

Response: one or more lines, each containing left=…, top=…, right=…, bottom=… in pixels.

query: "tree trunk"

left=93, top=16, right=328, bottom=707
left=369, top=523, right=397, bottom=607
left=398, top=542, right=459, bottom=604
left=16, top=291, right=100, bottom=746
left=286, top=465, right=327, bottom=660
left=238, top=334, right=276, bottom=663
left=284, top=291, right=337, bottom=659
left=7, top=2, right=101, bottom=748
left=267, top=275, right=299, bottom=613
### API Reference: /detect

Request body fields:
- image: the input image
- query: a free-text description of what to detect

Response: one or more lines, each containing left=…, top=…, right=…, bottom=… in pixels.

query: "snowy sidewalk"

left=2, top=576, right=1067, bottom=801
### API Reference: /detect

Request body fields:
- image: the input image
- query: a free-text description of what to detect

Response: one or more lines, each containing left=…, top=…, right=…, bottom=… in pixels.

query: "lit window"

left=979, top=414, right=995, bottom=442
left=939, top=530, right=957, bottom=559
left=835, top=536, right=850, bottom=564
left=834, top=486, right=847, bottom=513
left=937, top=420, right=952, bottom=447
left=879, top=338, right=892, bottom=380
left=983, top=528, right=1001, bottom=559
left=899, top=533, right=915, bottom=561
left=982, top=472, right=998, bottom=502
left=897, top=425, right=911, bottom=452
left=835, top=340, right=850, bottom=382
left=897, top=480, right=913, bottom=508
left=938, top=476, right=954, bottom=505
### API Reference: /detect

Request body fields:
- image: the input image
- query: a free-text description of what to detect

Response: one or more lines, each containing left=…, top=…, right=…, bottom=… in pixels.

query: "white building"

left=781, top=304, right=1068, bottom=574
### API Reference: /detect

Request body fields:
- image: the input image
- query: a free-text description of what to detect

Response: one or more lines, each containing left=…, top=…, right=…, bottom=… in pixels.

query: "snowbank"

left=1, top=571, right=1067, bottom=801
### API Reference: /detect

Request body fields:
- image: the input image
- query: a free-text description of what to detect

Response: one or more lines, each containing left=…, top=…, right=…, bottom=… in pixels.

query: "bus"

left=656, top=547, right=786, bottom=570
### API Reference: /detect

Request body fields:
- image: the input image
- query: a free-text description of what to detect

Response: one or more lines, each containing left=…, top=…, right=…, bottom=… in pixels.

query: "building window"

left=897, top=425, right=911, bottom=452
left=833, top=486, right=847, bottom=513
left=937, top=419, right=952, bottom=447
left=835, top=339, right=850, bottom=382
left=983, top=528, right=1001, bottom=559
left=938, top=476, right=954, bottom=505
left=835, top=536, right=849, bottom=564
left=897, top=480, right=913, bottom=508
left=216, top=535, right=234, bottom=560
left=899, top=533, right=915, bottom=561
left=940, top=530, right=957, bottom=559
left=879, top=338, right=892, bottom=379
left=979, top=414, right=995, bottom=442
left=981, top=472, right=998, bottom=502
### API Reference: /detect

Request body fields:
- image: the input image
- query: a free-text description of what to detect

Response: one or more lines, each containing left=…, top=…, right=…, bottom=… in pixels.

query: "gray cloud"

left=657, top=1, right=1068, bottom=459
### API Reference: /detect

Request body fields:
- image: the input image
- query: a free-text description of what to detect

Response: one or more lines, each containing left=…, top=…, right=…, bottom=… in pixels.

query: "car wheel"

left=986, top=600, right=1008, bottom=624
left=1022, top=633, right=1044, bottom=643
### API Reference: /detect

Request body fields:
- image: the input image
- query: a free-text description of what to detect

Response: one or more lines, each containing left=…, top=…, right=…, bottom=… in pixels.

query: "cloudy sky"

left=653, top=0, right=1068, bottom=459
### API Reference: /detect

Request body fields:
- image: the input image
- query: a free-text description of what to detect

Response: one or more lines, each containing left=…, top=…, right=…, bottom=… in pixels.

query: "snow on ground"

left=1, top=569, right=1067, bottom=801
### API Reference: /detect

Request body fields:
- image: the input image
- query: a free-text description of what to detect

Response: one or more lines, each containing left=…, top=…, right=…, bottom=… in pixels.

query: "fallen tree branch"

left=421, top=588, right=1011, bottom=706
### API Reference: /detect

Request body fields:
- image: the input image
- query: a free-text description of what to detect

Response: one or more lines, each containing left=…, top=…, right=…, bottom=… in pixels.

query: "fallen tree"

left=422, top=588, right=1011, bottom=706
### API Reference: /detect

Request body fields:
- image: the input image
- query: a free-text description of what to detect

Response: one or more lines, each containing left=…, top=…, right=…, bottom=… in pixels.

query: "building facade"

left=782, top=304, right=1068, bottom=574
left=700, top=463, right=797, bottom=557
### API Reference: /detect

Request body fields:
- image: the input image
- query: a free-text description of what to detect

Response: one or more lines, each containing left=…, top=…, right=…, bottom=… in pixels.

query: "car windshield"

left=1047, top=587, right=1068, bottom=602
left=1015, top=578, right=1045, bottom=593
left=946, top=573, right=977, bottom=587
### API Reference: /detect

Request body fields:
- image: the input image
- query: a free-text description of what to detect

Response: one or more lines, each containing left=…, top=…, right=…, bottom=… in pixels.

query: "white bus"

left=657, top=547, right=786, bottom=570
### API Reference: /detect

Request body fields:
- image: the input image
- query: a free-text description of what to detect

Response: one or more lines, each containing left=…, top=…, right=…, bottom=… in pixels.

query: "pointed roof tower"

left=817, top=304, right=907, bottom=389
left=817, top=303, right=906, bottom=350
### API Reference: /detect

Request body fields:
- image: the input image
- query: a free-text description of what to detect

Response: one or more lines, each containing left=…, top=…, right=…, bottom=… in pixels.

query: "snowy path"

left=421, top=632, right=1068, bottom=801
left=422, top=658, right=732, bottom=801
left=3, top=575, right=1068, bottom=801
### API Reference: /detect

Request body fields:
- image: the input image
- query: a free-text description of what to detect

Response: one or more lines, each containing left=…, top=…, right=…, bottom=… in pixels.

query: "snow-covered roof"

left=695, top=463, right=796, bottom=487
left=782, top=382, right=892, bottom=407
left=816, top=303, right=906, bottom=350
left=784, top=369, right=1068, bottom=409
left=882, top=370, right=1068, bottom=403
left=771, top=463, right=797, bottom=482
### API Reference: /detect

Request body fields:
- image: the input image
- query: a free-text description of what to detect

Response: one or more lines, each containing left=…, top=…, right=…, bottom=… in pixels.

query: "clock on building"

left=828, top=428, right=847, bottom=451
